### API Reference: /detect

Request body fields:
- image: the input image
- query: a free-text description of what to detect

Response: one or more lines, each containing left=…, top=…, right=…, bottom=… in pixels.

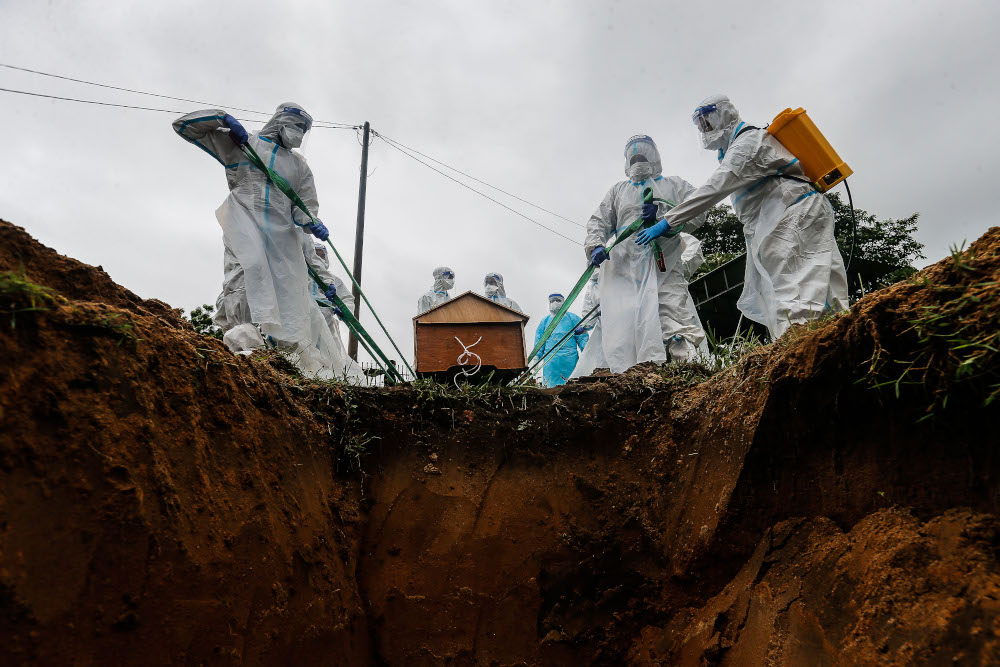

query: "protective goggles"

left=485, top=274, right=501, bottom=286
left=692, top=104, right=717, bottom=133
left=441, top=270, right=454, bottom=279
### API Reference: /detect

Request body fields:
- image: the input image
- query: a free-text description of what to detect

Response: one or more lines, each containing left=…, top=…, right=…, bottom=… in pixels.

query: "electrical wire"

left=374, top=130, right=582, bottom=247
left=0, top=85, right=359, bottom=129
left=0, top=62, right=269, bottom=116
left=375, top=131, right=581, bottom=227
left=0, top=62, right=359, bottom=129
left=0, top=86, right=187, bottom=114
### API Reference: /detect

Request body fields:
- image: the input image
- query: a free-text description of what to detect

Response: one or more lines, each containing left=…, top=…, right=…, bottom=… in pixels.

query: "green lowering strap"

left=306, top=265, right=405, bottom=383
left=240, top=143, right=416, bottom=377
left=526, top=187, right=686, bottom=363
left=317, top=301, right=397, bottom=383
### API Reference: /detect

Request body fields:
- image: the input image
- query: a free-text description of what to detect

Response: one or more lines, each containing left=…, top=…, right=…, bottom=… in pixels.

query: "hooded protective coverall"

left=570, top=271, right=608, bottom=379
left=584, top=136, right=708, bottom=373
left=417, top=266, right=455, bottom=313
left=534, top=296, right=589, bottom=387
left=483, top=273, right=522, bottom=312
left=307, top=241, right=356, bottom=363
left=173, top=103, right=352, bottom=379
left=662, top=95, right=848, bottom=338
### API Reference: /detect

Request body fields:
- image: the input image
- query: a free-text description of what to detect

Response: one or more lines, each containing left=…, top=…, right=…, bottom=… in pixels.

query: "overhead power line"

left=375, top=132, right=582, bottom=228
left=0, top=86, right=357, bottom=129
left=374, top=130, right=582, bottom=247
left=0, top=86, right=187, bottom=114
left=0, top=62, right=359, bottom=128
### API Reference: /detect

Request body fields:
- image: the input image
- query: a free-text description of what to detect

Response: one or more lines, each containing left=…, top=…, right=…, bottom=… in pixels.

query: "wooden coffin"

left=413, top=291, right=529, bottom=375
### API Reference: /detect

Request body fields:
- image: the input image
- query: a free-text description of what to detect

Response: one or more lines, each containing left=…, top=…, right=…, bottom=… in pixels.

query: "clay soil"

left=2, top=218, right=1000, bottom=665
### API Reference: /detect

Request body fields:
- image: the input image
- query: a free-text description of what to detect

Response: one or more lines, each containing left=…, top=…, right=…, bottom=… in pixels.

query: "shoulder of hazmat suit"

left=172, top=109, right=246, bottom=168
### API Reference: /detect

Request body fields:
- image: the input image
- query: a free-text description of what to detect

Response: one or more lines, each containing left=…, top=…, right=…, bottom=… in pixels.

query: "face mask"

left=279, top=125, right=306, bottom=149
left=485, top=284, right=499, bottom=297
left=548, top=299, right=564, bottom=314
left=627, top=162, right=654, bottom=180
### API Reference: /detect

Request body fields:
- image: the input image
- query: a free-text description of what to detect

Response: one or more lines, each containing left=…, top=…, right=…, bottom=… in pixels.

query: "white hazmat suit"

left=173, top=103, right=352, bottom=379
left=584, top=136, right=708, bottom=372
left=664, top=95, right=849, bottom=338
left=484, top=273, right=522, bottom=312
left=570, top=271, right=608, bottom=379
left=306, top=241, right=360, bottom=377
left=417, top=266, right=455, bottom=313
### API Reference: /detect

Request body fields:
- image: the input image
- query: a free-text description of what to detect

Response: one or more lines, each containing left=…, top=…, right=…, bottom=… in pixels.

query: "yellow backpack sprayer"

left=767, top=108, right=852, bottom=193
left=765, top=107, right=858, bottom=270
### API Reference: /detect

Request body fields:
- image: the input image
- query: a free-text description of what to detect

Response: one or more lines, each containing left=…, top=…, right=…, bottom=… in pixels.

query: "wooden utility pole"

left=347, top=121, right=370, bottom=360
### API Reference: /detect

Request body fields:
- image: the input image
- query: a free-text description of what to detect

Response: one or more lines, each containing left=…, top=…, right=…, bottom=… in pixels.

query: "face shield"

left=624, top=135, right=662, bottom=180
left=692, top=95, right=740, bottom=152
left=548, top=293, right=565, bottom=314
left=433, top=266, right=455, bottom=292
left=484, top=273, right=504, bottom=298
left=260, top=103, right=313, bottom=152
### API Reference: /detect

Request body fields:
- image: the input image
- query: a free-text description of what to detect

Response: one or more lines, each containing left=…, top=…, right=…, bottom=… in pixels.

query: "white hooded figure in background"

left=638, top=94, right=849, bottom=339
left=306, top=241, right=359, bottom=367
left=585, top=135, right=709, bottom=373
left=417, top=266, right=455, bottom=313
left=483, top=272, right=522, bottom=312
left=173, top=102, right=350, bottom=380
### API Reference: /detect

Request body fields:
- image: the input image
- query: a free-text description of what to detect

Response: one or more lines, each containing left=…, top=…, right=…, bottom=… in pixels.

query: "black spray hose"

left=844, top=179, right=857, bottom=273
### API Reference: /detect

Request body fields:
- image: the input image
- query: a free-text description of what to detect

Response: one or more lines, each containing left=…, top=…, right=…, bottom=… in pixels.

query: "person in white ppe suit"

left=635, top=95, right=848, bottom=339
left=585, top=135, right=709, bottom=373
left=570, top=271, right=608, bottom=379
left=308, top=241, right=353, bottom=340
left=173, top=103, right=351, bottom=379
left=417, top=266, right=455, bottom=313
left=483, top=273, right=522, bottom=312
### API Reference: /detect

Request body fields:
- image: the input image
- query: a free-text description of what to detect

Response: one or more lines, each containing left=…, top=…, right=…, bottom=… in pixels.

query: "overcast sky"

left=2, top=0, right=998, bottom=369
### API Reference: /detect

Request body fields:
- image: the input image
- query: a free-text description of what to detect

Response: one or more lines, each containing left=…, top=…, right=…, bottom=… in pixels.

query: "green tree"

left=690, top=193, right=925, bottom=299
left=689, top=205, right=743, bottom=278
left=827, top=192, right=925, bottom=293
left=181, top=303, right=223, bottom=339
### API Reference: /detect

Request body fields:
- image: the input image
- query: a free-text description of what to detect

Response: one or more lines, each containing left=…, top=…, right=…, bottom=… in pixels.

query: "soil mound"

left=2, top=218, right=999, bottom=665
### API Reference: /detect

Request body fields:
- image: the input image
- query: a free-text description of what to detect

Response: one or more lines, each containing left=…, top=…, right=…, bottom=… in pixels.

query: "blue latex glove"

left=324, top=285, right=337, bottom=301
left=222, top=114, right=248, bottom=145
left=635, top=219, right=671, bottom=246
left=590, top=246, right=609, bottom=266
left=308, top=220, right=329, bottom=241
left=574, top=326, right=586, bottom=335
left=332, top=306, right=343, bottom=319
left=642, top=201, right=658, bottom=222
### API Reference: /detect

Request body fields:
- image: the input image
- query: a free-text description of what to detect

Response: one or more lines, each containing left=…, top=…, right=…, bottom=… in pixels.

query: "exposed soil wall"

left=2, top=219, right=999, bottom=665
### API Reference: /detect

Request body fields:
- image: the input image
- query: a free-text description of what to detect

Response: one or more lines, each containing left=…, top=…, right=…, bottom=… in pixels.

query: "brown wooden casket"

left=413, top=291, right=529, bottom=381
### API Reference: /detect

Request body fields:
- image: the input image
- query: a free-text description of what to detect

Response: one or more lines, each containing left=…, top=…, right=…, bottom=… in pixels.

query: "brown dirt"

left=2, top=218, right=1000, bottom=665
